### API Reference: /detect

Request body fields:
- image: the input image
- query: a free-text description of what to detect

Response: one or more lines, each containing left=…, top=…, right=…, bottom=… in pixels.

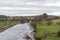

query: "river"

left=0, top=23, right=35, bottom=40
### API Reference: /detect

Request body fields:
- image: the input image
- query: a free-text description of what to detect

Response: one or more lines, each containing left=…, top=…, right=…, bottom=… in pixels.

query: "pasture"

left=0, top=22, right=18, bottom=32
left=35, top=19, right=60, bottom=40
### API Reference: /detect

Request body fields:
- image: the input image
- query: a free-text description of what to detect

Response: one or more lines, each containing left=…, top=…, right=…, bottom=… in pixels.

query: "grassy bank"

left=0, top=22, right=19, bottom=32
left=45, top=37, right=60, bottom=40
left=35, top=19, right=60, bottom=40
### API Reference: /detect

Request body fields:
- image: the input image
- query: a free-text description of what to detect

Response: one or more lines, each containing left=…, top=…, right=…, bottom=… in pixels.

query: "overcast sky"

left=0, top=0, right=60, bottom=16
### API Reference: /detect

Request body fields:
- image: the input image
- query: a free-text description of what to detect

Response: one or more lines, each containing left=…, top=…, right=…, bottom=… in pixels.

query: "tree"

left=43, top=13, right=48, bottom=19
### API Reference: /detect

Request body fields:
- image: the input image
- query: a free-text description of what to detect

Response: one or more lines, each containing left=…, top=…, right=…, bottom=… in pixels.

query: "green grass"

left=0, top=22, right=18, bottom=32
left=35, top=19, right=60, bottom=40
left=0, top=22, right=18, bottom=27
left=35, top=25, right=59, bottom=38
left=45, top=37, right=60, bottom=40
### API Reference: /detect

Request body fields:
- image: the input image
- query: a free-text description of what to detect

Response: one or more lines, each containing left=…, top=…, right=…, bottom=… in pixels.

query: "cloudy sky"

left=0, top=0, right=60, bottom=16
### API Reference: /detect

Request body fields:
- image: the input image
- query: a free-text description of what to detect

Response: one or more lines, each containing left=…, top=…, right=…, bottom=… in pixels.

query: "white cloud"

left=0, top=7, right=48, bottom=10
left=16, top=13, right=40, bottom=16
left=49, top=12, right=60, bottom=16
left=21, top=2, right=60, bottom=7
left=0, top=0, right=16, bottom=3
left=45, top=2, right=60, bottom=6
left=0, top=0, right=59, bottom=6
left=0, top=6, right=57, bottom=11
left=0, top=0, right=58, bottom=6
left=6, top=2, right=60, bottom=7
left=0, top=0, right=60, bottom=16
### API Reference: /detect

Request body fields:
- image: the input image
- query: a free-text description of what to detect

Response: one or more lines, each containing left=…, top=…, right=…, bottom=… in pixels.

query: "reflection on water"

left=0, top=23, right=35, bottom=40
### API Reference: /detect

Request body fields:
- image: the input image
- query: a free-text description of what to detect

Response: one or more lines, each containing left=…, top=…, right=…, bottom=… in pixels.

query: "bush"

left=30, top=21, right=37, bottom=32
left=57, top=31, right=60, bottom=37
left=35, top=38, right=42, bottom=40
left=56, top=22, right=60, bottom=25
left=46, top=21, right=52, bottom=25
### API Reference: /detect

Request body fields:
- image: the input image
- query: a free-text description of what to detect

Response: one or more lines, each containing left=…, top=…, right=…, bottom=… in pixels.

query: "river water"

left=0, top=23, right=35, bottom=40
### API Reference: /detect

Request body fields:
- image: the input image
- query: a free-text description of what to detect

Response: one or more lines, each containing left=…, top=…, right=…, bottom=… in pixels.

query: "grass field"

left=35, top=19, right=60, bottom=40
left=0, top=22, right=18, bottom=32
left=0, top=22, right=18, bottom=27
left=45, top=37, right=60, bottom=40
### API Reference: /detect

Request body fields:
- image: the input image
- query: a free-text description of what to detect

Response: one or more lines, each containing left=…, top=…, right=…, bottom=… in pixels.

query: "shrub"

left=57, top=31, right=60, bottom=37
left=35, top=38, right=42, bottom=40
left=46, top=21, right=52, bottom=25
left=56, top=22, right=60, bottom=25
